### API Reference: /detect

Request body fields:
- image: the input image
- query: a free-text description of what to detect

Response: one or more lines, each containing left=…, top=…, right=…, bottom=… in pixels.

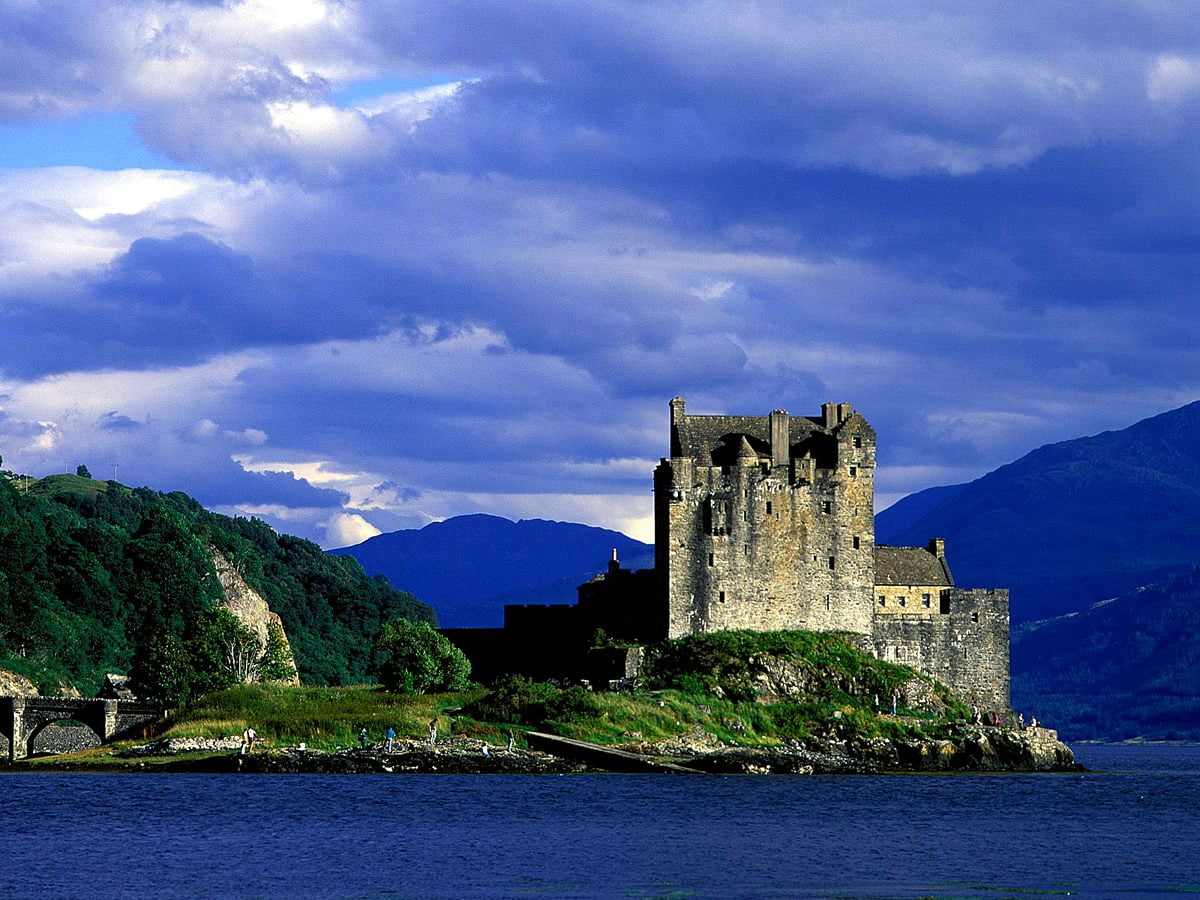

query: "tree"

left=76, top=465, right=92, bottom=479
left=371, top=619, right=471, bottom=693
left=259, top=620, right=296, bottom=682
left=194, top=608, right=262, bottom=690
left=132, top=633, right=193, bottom=706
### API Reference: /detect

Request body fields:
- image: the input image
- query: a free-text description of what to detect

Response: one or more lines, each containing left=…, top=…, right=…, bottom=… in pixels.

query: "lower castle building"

left=444, top=398, right=1010, bottom=709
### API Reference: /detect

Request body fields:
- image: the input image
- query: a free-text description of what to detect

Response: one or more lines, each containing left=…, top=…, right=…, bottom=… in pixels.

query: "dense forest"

left=0, top=463, right=433, bottom=697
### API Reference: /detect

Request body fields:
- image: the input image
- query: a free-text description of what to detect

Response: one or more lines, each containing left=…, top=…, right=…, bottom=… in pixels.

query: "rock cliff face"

left=211, top=550, right=300, bottom=685
left=748, top=655, right=948, bottom=716
left=0, top=669, right=39, bottom=697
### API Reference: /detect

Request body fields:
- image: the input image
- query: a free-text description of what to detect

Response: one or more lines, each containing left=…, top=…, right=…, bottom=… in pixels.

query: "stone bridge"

left=0, top=696, right=162, bottom=761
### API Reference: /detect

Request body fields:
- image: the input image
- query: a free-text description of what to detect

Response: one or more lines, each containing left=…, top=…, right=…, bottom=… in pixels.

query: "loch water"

left=2, top=744, right=1198, bottom=899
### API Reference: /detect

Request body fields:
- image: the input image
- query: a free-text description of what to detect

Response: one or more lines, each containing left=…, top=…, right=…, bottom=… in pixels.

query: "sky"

left=0, top=1, right=1197, bottom=548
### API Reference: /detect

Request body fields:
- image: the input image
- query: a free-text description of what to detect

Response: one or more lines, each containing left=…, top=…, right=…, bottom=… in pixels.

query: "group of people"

left=239, top=721, right=523, bottom=755
left=350, top=721, right=519, bottom=754
left=968, top=705, right=1040, bottom=729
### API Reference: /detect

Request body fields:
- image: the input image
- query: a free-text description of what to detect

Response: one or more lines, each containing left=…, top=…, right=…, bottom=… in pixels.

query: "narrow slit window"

left=849, top=466, right=857, bottom=477
left=708, top=553, right=714, bottom=567
left=852, top=536, right=860, bottom=549
left=719, top=591, right=726, bottom=603
left=766, top=501, right=773, bottom=515
left=828, top=556, right=836, bottom=570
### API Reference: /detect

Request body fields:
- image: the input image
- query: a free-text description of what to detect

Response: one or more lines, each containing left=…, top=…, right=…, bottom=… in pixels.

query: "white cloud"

left=1147, top=55, right=1200, bottom=104
left=323, top=511, right=381, bottom=548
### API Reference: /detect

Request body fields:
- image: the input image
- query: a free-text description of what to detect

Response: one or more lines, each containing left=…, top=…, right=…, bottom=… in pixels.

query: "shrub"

left=371, top=619, right=471, bottom=694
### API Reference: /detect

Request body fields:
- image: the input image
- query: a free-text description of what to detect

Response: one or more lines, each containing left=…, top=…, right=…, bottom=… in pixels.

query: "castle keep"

left=655, top=398, right=876, bottom=638
left=445, top=398, right=1010, bottom=709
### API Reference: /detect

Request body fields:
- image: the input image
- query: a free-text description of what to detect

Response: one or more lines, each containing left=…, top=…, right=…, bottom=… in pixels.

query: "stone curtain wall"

left=871, top=589, right=1010, bottom=710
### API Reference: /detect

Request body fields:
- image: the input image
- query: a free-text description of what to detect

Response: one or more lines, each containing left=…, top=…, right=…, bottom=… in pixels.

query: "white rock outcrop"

left=211, top=549, right=300, bottom=685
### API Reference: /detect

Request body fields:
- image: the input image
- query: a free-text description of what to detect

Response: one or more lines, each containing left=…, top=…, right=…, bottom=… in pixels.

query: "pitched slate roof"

left=874, top=545, right=954, bottom=587
left=672, top=414, right=822, bottom=462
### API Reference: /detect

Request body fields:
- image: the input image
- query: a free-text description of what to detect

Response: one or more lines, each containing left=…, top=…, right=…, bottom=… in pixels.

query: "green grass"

left=27, top=473, right=110, bottom=499
left=13, top=628, right=979, bottom=768
left=157, top=683, right=487, bottom=752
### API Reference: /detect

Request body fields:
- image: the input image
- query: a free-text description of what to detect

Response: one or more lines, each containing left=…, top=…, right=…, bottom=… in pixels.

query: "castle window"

left=706, top=498, right=731, bottom=535
left=854, top=437, right=862, bottom=448
left=822, top=500, right=832, bottom=514
left=898, top=596, right=907, bottom=607
left=972, top=612, right=979, bottom=623
left=766, top=501, right=773, bottom=515
left=921, top=594, right=931, bottom=608
left=708, top=553, right=714, bottom=567
left=719, top=591, right=726, bottom=603
left=849, top=466, right=857, bottom=477
left=853, top=536, right=860, bottom=550
left=828, top=556, right=836, bottom=570
left=878, top=596, right=886, bottom=606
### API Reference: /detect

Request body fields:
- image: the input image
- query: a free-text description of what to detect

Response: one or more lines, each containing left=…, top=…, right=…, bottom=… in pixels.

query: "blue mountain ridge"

left=330, top=513, right=653, bottom=628
left=876, top=400, right=1200, bottom=625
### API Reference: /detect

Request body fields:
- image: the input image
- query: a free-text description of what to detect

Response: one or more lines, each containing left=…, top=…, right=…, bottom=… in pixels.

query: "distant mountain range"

left=876, top=401, right=1200, bottom=625
left=331, top=514, right=653, bottom=628
left=1010, top=566, right=1200, bottom=741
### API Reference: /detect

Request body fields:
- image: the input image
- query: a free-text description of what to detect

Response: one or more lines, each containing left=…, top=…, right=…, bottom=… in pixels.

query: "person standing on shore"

left=359, top=726, right=368, bottom=749
left=242, top=726, right=256, bottom=754
left=385, top=727, right=395, bottom=753
left=429, top=717, right=438, bottom=745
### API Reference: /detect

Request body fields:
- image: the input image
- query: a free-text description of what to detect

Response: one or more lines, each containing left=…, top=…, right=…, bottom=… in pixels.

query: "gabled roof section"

left=672, top=414, right=821, bottom=462
left=874, top=545, right=954, bottom=587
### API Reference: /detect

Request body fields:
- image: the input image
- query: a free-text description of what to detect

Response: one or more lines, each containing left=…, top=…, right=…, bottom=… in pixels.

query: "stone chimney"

left=822, top=402, right=838, bottom=428
left=670, top=396, right=686, bottom=426
left=928, top=538, right=945, bottom=559
left=769, top=409, right=789, bottom=466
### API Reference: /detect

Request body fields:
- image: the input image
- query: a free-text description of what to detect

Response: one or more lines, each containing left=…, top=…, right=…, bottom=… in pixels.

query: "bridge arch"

left=0, top=697, right=161, bottom=761
left=26, top=716, right=105, bottom=756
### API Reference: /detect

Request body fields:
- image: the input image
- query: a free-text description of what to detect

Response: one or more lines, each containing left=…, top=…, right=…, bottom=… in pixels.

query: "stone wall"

left=870, top=588, right=1010, bottom=710
left=875, top=585, right=944, bottom=614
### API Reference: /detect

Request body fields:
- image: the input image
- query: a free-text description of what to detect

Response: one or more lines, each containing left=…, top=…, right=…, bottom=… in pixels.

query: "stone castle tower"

left=654, top=397, right=876, bottom=638
left=651, top=397, right=1010, bottom=708
left=446, top=396, right=1011, bottom=710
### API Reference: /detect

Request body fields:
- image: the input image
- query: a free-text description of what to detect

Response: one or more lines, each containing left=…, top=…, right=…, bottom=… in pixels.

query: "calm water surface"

left=2, top=744, right=1198, bottom=898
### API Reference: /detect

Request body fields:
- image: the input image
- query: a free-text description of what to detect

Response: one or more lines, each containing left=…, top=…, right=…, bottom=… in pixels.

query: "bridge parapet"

left=0, top=696, right=162, bottom=761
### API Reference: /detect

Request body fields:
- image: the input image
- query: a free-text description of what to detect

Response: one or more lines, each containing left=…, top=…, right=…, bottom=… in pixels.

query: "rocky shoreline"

left=669, top=725, right=1079, bottom=774
left=92, top=724, right=1079, bottom=775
